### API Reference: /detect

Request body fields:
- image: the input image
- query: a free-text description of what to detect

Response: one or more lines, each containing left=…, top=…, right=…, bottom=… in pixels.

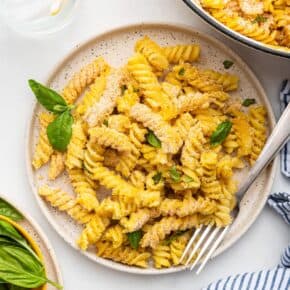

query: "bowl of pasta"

left=26, top=23, right=277, bottom=274
left=183, top=0, right=290, bottom=58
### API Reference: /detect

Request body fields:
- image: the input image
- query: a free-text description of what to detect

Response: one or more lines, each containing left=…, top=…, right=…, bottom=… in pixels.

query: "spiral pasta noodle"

left=35, top=36, right=268, bottom=269
left=32, top=113, right=54, bottom=169
left=62, top=57, right=108, bottom=104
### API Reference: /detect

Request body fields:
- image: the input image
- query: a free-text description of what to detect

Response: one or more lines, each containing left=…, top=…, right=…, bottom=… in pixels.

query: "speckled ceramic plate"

left=26, top=23, right=277, bottom=274
left=0, top=193, right=63, bottom=288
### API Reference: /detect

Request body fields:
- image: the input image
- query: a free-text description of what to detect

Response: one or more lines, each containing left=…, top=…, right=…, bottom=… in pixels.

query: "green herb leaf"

left=163, top=230, right=187, bottom=245
left=183, top=175, right=193, bottom=183
left=47, top=110, right=73, bottom=152
left=8, top=285, right=26, bottom=290
left=152, top=172, right=162, bottom=185
left=121, top=84, right=127, bottom=95
left=133, top=87, right=139, bottom=93
left=170, top=166, right=181, bottom=182
left=28, top=80, right=67, bottom=113
left=103, top=120, right=109, bottom=127
left=0, top=220, right=38, bottom=261
left=242, top=98, right=256, bottom=107
left=0, top=199, right=23, bottom=222
left=178, top=68, right=185, bottom=76
left=223, top=60, right=234, bottom=69
left=146, top=130, right=161, bottom=148
left=210, top=120, right=232, bottom=146
left=0, top=244, right=62, bottom=289
left=127, top=230, right=142, bottom=250
left=252, top=15, right=267, bottom=24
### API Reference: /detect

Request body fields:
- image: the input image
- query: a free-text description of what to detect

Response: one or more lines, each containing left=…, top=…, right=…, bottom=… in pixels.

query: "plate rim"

left=25, top=21, right=278, bottom=275
left=0, top=192, right=63, bottom=286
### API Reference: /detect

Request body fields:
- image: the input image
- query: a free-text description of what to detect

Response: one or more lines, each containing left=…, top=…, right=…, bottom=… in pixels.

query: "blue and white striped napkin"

left=280, top=80, right=290, bottom=177
left=203, top=192, right=290, bottom=290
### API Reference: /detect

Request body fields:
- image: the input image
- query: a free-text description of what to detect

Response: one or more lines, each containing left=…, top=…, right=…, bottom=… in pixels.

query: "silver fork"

left=180, top=102, right=290, bottom=274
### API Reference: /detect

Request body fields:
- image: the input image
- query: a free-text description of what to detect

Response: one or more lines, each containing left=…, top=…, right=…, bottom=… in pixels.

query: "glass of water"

left=0, top=0, right=79, bottom=36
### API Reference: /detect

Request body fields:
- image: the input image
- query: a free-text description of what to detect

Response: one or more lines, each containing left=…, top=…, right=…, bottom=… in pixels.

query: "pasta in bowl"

left=183, top=0, right=290, bottom=58
left=27, top=23, right=276, bottom=274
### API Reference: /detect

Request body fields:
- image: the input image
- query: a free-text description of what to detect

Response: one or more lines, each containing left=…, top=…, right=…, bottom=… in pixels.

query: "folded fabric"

left=280, top=80, right=290, bottom=178
left=203, top=192, right=290, bottom=290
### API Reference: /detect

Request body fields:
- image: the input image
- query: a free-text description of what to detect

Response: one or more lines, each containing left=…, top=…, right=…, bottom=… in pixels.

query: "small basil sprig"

left=152, top=172, right=162, bottom=185
left=178, top=68, right=185, bottom=76
left=47, top=110, right=73, bottom=152
left=170, top=166, right=181, bottom=182
left=210, top=120, right=232, bottom=146
left=127, top=230, right=142, bottom=250
left=242, top=98, right=256, bottom=107
left=146, top=130, right=161, bottom=148
left=28, top=80, right=70, bottom=114
left=0, top=199, right=23, bottom=222
left=28, top=79, right=74, bottom=151
left=223, top=60, right=234, bottom=69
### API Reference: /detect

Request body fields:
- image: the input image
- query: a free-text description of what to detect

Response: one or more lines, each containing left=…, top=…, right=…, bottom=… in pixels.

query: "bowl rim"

left=182, top=0, right=290, bottom=59
left=25, top=21, right=278, bottom=275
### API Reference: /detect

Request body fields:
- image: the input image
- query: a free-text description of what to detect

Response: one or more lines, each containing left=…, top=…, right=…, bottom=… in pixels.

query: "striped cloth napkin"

left=203, top=192, right=290, bottom=290
left=280, top=80, right=290, bottom=177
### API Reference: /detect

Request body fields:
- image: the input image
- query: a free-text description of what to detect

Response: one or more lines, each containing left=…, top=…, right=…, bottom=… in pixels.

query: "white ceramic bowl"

left=26, top=23, right=277, bottom=274
left=183, top=0, right=290, bottom=58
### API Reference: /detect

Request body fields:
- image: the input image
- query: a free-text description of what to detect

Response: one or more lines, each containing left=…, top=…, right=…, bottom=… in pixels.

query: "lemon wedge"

left=50, top=0, right=64, bottom=16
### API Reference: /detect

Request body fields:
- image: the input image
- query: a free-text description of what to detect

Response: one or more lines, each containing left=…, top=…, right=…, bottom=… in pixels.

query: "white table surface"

left=0, top=0, right=289, bottom=289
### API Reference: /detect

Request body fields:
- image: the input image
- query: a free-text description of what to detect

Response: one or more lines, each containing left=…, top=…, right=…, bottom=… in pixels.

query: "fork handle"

left=237, top=103, right=290, bottom=196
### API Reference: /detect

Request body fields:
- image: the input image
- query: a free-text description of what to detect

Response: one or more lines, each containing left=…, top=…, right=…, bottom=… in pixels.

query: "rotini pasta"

left=200, top=1, right=290, bottom=50
left=62, top=57, right=108, bottom=104
left=39, top=185, right=93, bottom=224
left=35, top=36, right=268, bottom=269
left=32, top=113, right=54, bottom=169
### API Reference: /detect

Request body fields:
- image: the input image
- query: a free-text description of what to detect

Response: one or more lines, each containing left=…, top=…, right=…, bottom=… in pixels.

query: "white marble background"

left=0, top=0, right=289, bottom=289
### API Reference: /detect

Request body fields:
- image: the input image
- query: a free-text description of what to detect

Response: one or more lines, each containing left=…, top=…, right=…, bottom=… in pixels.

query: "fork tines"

left=179, top=225, right=230, bottom=274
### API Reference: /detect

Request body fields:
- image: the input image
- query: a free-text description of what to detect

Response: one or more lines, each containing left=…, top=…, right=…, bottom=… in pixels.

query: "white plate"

left=0, top=193, right=63, bottom=288
left=26, top=23, right=277, bottom=274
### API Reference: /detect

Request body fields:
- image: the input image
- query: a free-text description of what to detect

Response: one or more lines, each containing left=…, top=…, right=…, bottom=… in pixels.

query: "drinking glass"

left=0, top=0, right=79, bottom=36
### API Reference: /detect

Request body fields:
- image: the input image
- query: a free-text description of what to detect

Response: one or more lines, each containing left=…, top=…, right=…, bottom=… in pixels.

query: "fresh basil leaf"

left=152, top=172, right=162, bottom=185
left=178, top=68, right=185, bottom=76
left=0, top=244, right=57, bottom=289
left=8, top=285, right=26, bottom=290
left=242, top=98, right=256, bottom=107
left=163, top=230, right=187, bottom=245
left=223, top=60, right=234, bottom=69
left=183, top=175, right=193, bottom=183
left=28, top=80, right=67, bottom=113
left=0, top=199, right=23, bottom=222
left=146, top=130, right=161, bottom=148
left=210, top=120, right=232, bottom=146
left=170, top=166, right=181, bottom=182
left=127, top=230, right=142, bottom=250
left=103, top=120, right=109, bottom=127
left=0, top=221, right=39, bottom=261
left=252, top=15, right=267, bottom=24
left=47, top=110, right=73, bottom=152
